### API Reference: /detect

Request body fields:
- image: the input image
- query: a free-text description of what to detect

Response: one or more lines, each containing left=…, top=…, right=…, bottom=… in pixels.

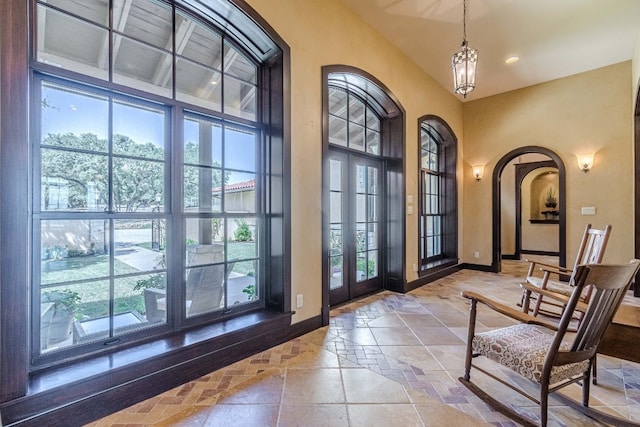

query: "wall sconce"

left=577, top=153, right=594, bottom=172
left=472, top=165, right=484, bottom=181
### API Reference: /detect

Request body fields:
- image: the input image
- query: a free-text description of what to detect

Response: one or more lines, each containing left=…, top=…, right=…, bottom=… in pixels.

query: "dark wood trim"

left=0, top=0, right=294, bottom=422
left=492, top=147, right=566, bottom=273
left=0, top=0, right=30, bottom=402
left=514, top=160, right=557, bottom=258
left=459, top=263, right=496, bottom=272
left=520, top=249, right=559, bottom=257
left=321, top=65, right=406, bottom=312
left=0, top=311, right=327, bottom=426
left=406, top=263, right=461, bottom=292
left=417, top=115, right=458, bottom=277
left=529, top=219, right=559, bottom=224
left=634, top=80, right=640, bottom=296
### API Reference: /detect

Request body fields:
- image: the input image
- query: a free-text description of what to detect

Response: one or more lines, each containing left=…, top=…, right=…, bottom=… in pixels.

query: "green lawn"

left=41, top=241, right=257, bottom=319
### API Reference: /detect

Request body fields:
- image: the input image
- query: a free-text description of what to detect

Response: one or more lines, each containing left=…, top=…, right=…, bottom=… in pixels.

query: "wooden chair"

left=460, top=260, right=640, bottom=427
left=521, top=224, right=611, bottom=325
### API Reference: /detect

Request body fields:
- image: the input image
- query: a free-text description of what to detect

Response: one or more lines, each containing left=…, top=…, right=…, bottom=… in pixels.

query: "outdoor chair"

left=144, top=261, right=234, bottom=321
left=460, top=260, right=640, bottom=427
left=521, top=224, right=611, bottom=327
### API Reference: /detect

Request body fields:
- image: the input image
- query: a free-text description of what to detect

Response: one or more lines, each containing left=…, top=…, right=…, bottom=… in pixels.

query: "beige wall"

left=633, top=33, right=640, bottom=108
left=245, top=1, right=637, bottom=324
left=500, top=159, right=516, bottom=254
left=245, top=0, right=463, bottom=323
left=464, top=62, right=634, bottom=266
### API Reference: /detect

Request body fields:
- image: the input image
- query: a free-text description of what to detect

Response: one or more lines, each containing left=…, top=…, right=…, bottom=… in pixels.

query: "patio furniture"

left=144, top=260, right=235, bottom=320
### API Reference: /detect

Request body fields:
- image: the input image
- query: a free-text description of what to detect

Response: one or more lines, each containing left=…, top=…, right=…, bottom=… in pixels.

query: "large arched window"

left=418, top=117, right=458, bottom=275
left=28, top=0, right=288, bottom=367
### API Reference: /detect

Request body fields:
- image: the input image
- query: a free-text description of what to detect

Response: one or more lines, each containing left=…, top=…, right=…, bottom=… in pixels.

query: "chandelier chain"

left=463, top=0, right=467, bottom=43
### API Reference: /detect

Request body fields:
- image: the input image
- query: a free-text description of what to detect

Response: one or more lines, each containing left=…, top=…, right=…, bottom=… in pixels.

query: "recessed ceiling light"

left=505, top=56, right=520, bottom=64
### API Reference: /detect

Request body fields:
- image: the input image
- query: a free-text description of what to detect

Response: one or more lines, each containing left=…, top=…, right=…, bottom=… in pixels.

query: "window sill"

left=419, top=257, right=458, bottom=275
left=3, top=309, right=293, bottom=425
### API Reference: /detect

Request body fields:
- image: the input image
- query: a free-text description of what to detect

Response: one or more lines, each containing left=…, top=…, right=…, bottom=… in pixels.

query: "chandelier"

left=452, top=0, right=478, bottom=97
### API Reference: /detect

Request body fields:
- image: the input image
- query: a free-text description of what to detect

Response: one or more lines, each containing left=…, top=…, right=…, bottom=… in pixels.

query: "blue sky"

left=42, top=83, right=256, bottom=174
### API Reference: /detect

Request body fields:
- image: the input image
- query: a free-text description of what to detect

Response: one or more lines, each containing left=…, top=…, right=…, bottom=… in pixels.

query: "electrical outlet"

left=412, top=263, right=418, bottom=272
left=296, top=294, right=303, bottom=308
left=473, top=251, right=480, bottom=258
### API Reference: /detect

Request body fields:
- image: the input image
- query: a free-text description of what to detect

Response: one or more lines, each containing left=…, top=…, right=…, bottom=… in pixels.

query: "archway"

left=492, top=146, right=566, bottom=272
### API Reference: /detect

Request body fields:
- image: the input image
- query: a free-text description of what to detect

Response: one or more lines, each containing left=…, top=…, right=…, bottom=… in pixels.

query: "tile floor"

left=87, top=259, right=640, bottom=426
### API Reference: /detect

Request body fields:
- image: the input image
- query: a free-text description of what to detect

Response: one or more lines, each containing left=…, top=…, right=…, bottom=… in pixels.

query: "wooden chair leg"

left=583, top=362, right=593, bottom=406
left=521, top=289, right=532, bottom=313
left=463, top=299, right=478, bottom=381
left=540, top=388, right=549, bottom=427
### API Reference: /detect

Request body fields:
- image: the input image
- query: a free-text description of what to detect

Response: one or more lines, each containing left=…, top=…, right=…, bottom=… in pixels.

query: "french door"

left=328, top=150, right=383, bottom=306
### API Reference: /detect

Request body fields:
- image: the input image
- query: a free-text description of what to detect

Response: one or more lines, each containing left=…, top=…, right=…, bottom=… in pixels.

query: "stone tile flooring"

left=87, top=259, right=640, bottom=426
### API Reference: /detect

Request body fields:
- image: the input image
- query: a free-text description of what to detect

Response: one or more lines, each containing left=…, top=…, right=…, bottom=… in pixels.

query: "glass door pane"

left=328, top=150, right=382, bottom=306
left=329, top=157, right=345, bottom=291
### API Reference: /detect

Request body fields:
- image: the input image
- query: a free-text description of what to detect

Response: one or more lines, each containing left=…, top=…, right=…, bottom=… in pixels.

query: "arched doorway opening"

left=492, top=146, right=566, bottom=272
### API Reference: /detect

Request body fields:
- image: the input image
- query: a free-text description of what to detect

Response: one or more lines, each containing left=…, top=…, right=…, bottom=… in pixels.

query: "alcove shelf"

left=530, top=219, right=559, bottom=224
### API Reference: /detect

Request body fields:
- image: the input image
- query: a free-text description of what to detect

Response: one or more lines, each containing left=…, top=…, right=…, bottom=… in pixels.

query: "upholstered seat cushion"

left=472, top=323, right=590, bottom=384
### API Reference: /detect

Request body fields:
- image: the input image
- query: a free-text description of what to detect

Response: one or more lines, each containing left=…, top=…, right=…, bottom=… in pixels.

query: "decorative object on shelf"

left=544, top=188, right=557, bottom=208
left=452, top=0, right=478, bottom=98
left=472, top=164, right=484, bottom=181
left=541, top=210, right=559, bottom=220
left=577, top=153, right=594, bottom=172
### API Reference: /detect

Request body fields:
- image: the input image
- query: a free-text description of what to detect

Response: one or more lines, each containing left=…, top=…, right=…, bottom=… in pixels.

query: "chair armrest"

left=520, top=283, right=589, bottom=313
left=538, top=265, right=572, bottom=276
left=525, top=259, right=573, bottom=274
left=462, top=291, right=559, bottom=330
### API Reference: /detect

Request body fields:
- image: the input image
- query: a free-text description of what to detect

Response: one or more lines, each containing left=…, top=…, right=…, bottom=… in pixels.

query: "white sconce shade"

left=577, top=153, right=594, bottom=172
left=472, top=165, right=484, bottom=180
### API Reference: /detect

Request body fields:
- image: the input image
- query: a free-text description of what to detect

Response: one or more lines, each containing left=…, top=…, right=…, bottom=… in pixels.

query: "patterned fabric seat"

left=461, top=261, right=640, bottom=427
left=472, top=323, right=590, bottom=384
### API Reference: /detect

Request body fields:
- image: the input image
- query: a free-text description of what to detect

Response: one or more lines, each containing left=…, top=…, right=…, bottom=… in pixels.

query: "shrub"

left=234, top=220, right=252, bottom=242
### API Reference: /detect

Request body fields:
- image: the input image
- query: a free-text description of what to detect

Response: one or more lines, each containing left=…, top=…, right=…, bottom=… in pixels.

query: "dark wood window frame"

left=0, top=0, right=293, bottom=424
left=417, top=116, right=458, bottom=279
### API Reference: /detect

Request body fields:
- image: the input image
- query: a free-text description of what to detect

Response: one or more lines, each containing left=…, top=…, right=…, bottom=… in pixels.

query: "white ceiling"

left=339, top=0, right=640, bottom=101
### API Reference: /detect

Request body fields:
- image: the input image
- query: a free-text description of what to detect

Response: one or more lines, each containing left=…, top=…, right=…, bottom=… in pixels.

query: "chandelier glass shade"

left=452, top=0, right=478, bottom=97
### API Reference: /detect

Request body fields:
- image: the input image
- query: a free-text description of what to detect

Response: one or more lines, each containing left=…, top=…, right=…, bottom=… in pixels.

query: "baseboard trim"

left=459, top=263, right=495, bottom=272
left=520, top=250, right=559, bottom=257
